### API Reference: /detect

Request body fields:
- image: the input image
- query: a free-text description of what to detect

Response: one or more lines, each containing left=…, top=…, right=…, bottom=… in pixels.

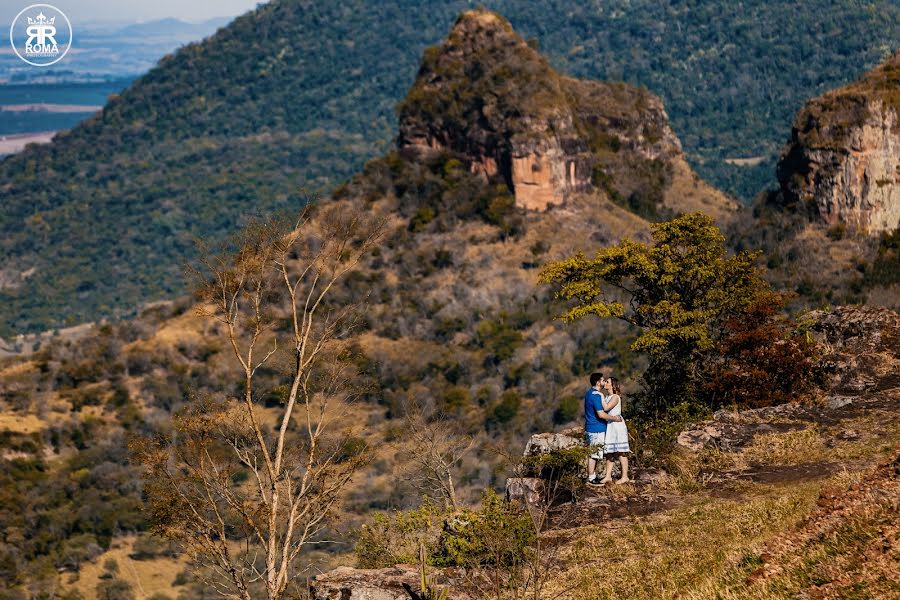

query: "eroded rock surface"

left=776, top=51, right=900, bottom=233
left=523, top=426, right=583, bottom=455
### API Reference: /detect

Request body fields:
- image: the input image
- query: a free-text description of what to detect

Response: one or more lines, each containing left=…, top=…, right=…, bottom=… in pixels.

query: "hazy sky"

left=1, top=0, right=265, bottom=24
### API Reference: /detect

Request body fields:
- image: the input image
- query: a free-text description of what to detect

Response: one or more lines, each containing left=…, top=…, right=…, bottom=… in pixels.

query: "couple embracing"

left=583, top=372, right=631, bottom=485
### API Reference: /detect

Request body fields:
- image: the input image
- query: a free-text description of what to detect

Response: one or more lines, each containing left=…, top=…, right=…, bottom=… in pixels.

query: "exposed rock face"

left=505, top=477, right=545, bottom=504
left=396, top=9, right=729, bottom=218
left=775, top=51, right=900, bottom=233
left=806, top=305, right=900, bottom=395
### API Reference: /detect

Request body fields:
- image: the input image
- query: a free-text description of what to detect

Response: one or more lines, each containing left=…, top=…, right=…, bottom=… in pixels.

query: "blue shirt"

left=584, top=388, right=607, bottom=433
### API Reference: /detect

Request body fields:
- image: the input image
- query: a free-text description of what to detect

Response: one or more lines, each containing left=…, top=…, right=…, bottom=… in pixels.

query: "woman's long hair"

left=609, top=376, right=621, bottom=395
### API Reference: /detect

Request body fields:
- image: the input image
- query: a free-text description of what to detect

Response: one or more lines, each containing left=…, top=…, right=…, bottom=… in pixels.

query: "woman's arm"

left=602, top=394, right=620, bottom=411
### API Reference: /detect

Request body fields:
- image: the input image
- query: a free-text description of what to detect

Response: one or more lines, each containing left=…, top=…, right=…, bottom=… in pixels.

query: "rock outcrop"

left=397, top=9, right=735, bottom=220
left=522, top=426, right=583, bottom=455
left=806, top=305, right=900, bottom=395
left=775, top=51, right=900, bottom=233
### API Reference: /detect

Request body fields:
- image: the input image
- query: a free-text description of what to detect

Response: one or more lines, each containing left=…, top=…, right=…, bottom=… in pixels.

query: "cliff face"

left=396, top=10, right=731, bottom=218
left=776, top=51, right=900, bottom=233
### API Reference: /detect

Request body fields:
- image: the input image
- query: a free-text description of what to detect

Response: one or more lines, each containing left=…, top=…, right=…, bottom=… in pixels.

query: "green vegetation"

left=541, top=213, right=821, bottom=456
left=355, top=490, right=536, bottom=595
left=2, top=0, right=898, bottom=334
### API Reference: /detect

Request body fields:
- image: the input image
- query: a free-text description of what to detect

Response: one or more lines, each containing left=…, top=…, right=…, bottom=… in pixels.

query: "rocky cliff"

left=397, top=9, right=735, bottom=220
left=775, top=50, right=900, bottom=233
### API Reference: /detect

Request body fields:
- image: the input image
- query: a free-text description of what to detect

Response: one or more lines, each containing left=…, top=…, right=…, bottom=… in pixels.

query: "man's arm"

left=595, top=408, right=622, bottom=422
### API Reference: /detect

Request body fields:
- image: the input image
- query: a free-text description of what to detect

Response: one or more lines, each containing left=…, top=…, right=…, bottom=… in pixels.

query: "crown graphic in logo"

left=27, top=13, right=56, bottom=26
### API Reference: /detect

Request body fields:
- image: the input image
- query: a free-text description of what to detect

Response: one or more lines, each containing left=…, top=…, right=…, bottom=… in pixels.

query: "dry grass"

left=740, top=428, right=826, bottom=466
left=62, top=536, right=186, bottom=600
left=551, top=481, right=822, bottom=599
left=663, top=156, right=739, bottom=226
left=0, top=412, right=45, bottom=434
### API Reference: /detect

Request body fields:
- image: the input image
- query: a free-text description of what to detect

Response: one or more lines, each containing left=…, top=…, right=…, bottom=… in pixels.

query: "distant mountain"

left=0, top=16, right=233, bottom=82
left=1, top=0, right=897, bottom=335
left=115, top=17, right=232, bottom=39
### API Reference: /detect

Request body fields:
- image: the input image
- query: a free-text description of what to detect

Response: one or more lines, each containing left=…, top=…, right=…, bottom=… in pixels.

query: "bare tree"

left=400, top=410, right=475, bottom=510
left=132, top=203, right=385, bottom=600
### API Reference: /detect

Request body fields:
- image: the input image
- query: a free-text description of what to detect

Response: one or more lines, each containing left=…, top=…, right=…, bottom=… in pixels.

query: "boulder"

left=311, top=565, right=419, bottom=600
left=523, top=426, right=583, bottom=456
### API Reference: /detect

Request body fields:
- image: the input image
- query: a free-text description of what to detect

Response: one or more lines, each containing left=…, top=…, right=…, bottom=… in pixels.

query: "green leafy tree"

left=540, top=212, right=765, bottom=414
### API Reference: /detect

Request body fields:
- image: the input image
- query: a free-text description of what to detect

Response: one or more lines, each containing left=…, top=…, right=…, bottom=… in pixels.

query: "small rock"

left=713, top=409, right=742, bottom=423
left=676, top=429, right=712, bottom=451
left=703, top=425, right=723, bottom=438
left=826, top=395, right=857, bottom=409
left=311, top=565, right=470, bottom=600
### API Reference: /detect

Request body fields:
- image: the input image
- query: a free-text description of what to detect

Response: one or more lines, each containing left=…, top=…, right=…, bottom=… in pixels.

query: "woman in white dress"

left=600, top=377, right=631, bottom=484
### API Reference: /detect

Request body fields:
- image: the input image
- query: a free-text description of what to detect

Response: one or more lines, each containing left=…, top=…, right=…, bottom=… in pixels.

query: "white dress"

left=604, top=394, right=630, bottom=454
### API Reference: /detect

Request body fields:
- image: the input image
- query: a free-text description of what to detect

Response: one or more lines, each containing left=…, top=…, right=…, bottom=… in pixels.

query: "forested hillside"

left=1, top=0, right=897, bottom=336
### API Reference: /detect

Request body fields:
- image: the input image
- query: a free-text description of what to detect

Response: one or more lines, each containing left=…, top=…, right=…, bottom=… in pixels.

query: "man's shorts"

left=585, top=431, right=605, bottom=460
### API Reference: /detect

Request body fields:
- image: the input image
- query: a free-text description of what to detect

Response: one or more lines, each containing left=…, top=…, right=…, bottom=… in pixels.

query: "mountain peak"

left=397, top=10, right=734, bottom=218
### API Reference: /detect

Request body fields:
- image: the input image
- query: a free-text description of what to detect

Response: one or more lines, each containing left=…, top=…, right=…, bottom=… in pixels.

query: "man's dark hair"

left=590, top=372, right=604, bottom=387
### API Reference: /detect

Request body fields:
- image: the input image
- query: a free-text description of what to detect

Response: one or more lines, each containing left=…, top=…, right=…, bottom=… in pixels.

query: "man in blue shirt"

left=584, top=372, right=622, bottom=485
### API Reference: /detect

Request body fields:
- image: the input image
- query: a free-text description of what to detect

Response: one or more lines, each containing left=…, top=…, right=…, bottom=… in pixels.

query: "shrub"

left=441, top=386, right=470, bottom=413
left=130, top=534, right=181, bottom=560
left=698, top=292, right=822, bottom=409
left=96, top=578, right=134, bottom=600
left=336, top=436, right=368, bottom=464
left=475, top=317, right=523, bottom=366
left=355, top=501, right=443, bottom=568
left=552, top=396, right=580, bottom=425
left=486, top=390, right=521, bottom=428
left=433, top=489, right=535, bottom=569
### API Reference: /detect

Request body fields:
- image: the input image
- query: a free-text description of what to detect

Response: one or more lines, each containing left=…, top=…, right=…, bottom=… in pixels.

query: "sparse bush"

left=130, top=534, right=181, bottom=560
left=433, top=489, right=534, bottom=569
left=355, top=500, right=443, bottom=568
left=552, top=396, right=580, bottom=425
left=486, top=390, right=521, bottom=428
left=96, top=577, right=134, bottom=600
left=441, top=386, right=470, bottom=413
